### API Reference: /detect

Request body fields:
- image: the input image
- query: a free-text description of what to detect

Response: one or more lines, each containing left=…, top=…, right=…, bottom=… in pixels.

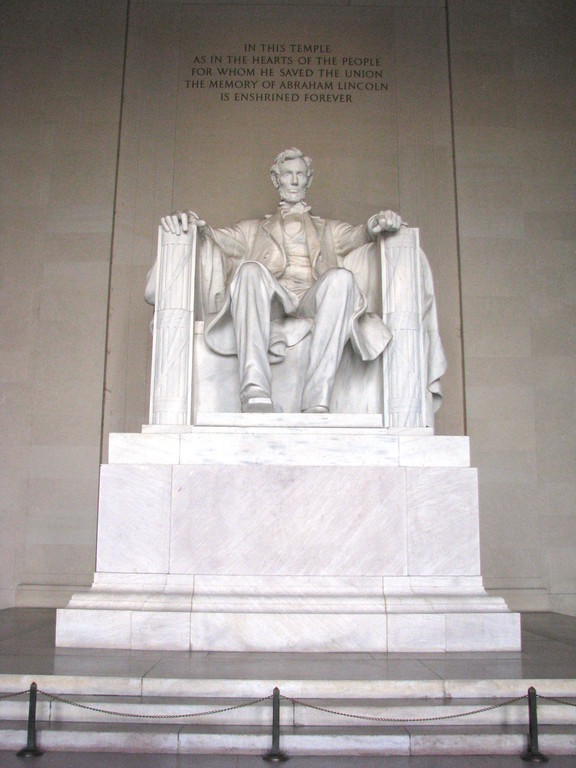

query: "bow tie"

left=279, top=201, right=311, bottom=218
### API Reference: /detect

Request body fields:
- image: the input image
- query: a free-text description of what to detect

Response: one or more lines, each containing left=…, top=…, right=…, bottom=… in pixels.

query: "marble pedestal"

left=56, top=420, right=520, bottom=652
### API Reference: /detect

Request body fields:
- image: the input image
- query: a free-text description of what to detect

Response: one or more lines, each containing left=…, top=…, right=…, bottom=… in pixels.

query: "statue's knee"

left=322, top=268, right=355, bottom=293
left=236, top=261, right=266, bottom=286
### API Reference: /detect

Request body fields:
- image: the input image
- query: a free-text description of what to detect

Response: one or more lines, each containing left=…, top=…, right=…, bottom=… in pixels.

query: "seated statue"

left=154, top=147, right=406, bottom=414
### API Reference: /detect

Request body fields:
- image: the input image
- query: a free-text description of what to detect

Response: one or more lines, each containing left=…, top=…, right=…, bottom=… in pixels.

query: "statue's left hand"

left=368, top=210, right=403, bottom=235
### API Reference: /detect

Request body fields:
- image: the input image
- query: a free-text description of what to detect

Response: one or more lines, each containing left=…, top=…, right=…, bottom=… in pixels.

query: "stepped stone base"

left=2, top=660, right=576, bottom=756
left=56, top=427, right=521, bottom=652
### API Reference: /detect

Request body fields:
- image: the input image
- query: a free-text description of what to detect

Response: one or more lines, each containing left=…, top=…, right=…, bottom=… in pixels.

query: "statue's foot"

left=302, top=405, right=330, bottom=414
left=242, top=396, right=275, bottom=413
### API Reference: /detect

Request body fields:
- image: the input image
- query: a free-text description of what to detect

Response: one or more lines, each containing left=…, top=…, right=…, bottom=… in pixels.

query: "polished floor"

left=0, top=609, right=575, bottom=682
left=0, top=609, right=575, bottom=767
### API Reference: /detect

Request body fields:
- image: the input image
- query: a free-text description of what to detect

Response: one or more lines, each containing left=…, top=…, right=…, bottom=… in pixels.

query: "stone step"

left=1, top=675, right=575, bottom=755
left=2, top=673, right=576, bottom=699
left=1, top=720, right=576, bottom=756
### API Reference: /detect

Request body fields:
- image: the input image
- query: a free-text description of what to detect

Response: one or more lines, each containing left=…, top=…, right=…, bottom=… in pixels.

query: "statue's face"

left=276, top=157, right=310, bottom=203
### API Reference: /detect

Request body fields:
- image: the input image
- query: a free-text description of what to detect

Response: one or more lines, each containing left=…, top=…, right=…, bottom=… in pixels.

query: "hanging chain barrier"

left=8, top=682, right=576, bottom=761
left=540, top=694, right=576, bottom=708
left=281, top=691, right=529, bottom=723
left=0, top=690, right=29, bottom=701
left=37, top=688, right=273, bottom=720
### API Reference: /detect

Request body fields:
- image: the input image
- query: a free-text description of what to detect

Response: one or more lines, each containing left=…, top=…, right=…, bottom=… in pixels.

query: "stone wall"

left=1, top=0, right=575, bottom=615
left=0, top=1, right=128, bottom=606
left=450, top=0, right=576, bottom=613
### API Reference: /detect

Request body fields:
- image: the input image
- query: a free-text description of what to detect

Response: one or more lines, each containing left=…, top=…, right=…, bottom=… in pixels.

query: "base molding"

left=56, top=606, right=520, bottom=653
left=57, top=575, right=520, bottom=652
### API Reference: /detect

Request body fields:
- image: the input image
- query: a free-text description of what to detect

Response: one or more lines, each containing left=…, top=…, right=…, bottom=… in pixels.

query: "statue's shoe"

left=242, top=397, right=275, bottom=413
left=302, top=405, right=329, bottom=413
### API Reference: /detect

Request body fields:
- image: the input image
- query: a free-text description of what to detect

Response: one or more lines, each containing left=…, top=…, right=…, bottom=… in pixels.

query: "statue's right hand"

left=160, top=210, right=206, bottom=235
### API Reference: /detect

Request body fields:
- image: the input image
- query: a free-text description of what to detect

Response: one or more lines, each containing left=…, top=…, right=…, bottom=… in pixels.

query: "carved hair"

left=270, top=147, right=313, bottom=188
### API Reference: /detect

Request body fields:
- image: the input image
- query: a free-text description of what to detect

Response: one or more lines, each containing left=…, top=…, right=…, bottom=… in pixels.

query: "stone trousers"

left=229, top=261, right=362, bottom=411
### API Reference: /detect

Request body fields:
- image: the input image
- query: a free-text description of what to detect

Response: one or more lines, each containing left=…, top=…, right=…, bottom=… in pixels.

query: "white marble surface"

left=96, top=465, right=172, bottom=573
left=190, top=612, right=390, bottom=653
left=148, top=152, right=442, bottom=426
left=109, top=433, right=180, bottom=464
left=170, top=465, right=408, bottom=576
left=179, top=429, right=399, bottom=466
left=194, top=412, right=384, bottom=428
left=387, top=613, right=447, bottom=652
left=191, top=574, right=385, bottom=596
left=445, top=612, right=522, bottom=652
left=57, top=428, right=521, bottom=652
left=56, top=601, right=522, bottom=652
left=148, top=228, right=196, bottom=426
left=131, top=611, right=191, bottom=651
left=398, top=435, right=470, bottom=466
left=382, top=575, right=487, bottom=595
left=56, top=608, right=133, bottom=649
left=109, top=431, right=469, bottom=467
left=406, top=467, right=480, bottom=576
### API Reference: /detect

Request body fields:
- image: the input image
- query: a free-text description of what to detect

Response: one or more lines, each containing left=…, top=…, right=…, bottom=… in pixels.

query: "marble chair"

left=147, top=225, right=445, bottom=430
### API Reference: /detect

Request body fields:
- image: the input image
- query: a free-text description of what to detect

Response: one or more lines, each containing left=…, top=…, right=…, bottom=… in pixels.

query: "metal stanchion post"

left=521, top=686, right=548, bottom=763
left=16, top=682, right=44, bottom=758
left=263, top=687, right=289, bottom=763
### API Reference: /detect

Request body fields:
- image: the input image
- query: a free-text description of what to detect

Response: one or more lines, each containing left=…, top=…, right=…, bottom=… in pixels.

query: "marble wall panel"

left=451, top=0, right=576, bottom=612
left=0, top=500, right=22, bottom=607
left=445, top=612, right=521, bottom=653
left=458, top=237, right=533, bottom=299
left=21, top=474, right=99, bottom=590
left=131, top=611, right=191, bottom=651
left=1, top=1, right=128, bottom=605
left=398, top=436, right=469, bottom=467
left=448, top=52, right=517, bottom=130
left=56, top=609, right=133, bottom=649
left=406, top=467, right=480, bottom=576
left=387, top=613, right=446, bottom=653
left=548, top=549, right=576, bottom=596
left=21, top=446, right=100, bottom=588
left=97, top=465, right=172, bottom=574
left=24, top=478, right=98, bottom=549
left=109, top=433, right=181, bottom=465
left=189, top=611, right=389, bottom=653
left=544, top=482, right=576, bottom=526
left=456, top=168, right=525, bottom=240
left=551, top=594, right=576, bottom=617
left=478, top=479, right=545, bottom=591
left=170, top=465, right=408, bottom=576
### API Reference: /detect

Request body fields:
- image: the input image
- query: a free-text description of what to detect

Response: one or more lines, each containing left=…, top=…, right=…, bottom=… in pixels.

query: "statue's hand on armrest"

left=160, top=210, right=207, bottom=235
left=367, top=209, right=404, bottom=237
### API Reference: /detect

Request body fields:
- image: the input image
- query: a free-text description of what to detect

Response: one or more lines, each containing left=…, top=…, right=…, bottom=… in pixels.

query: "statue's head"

left=270, top=147, right=313, bottom=204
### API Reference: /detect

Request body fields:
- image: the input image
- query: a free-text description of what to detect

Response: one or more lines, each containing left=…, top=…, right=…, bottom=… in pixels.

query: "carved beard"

left=278, top=187, right=307, bottom=204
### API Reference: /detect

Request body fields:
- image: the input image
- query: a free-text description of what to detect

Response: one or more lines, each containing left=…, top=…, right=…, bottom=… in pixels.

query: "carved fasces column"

left=381, top=228, right=427, bottom=429
left=149, top=227, right=197, bottom=425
